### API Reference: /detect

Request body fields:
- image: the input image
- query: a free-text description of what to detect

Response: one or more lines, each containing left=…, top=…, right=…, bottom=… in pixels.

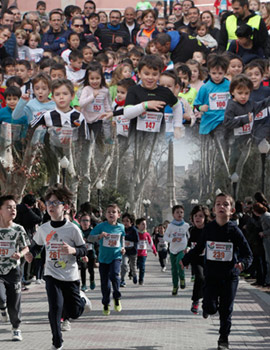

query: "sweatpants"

left=99, top=259, right=121, bottom=306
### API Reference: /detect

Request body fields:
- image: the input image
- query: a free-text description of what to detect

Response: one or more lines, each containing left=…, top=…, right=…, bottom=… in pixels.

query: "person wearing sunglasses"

left=166, top=23, right=175, bottom=31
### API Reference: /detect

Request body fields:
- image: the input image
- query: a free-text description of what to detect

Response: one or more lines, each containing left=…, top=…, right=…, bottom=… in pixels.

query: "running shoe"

left=191, top=301, right=199, bottom=314
left=114, top=299, right=122, bottom=312
left=12, top=329, right=22, bottom=341
left=103, top=305, right=110, bottom=316
left=61, top=319, right=71, bottom=331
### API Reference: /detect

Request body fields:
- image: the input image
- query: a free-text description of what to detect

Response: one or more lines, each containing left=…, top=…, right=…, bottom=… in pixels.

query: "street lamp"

left=206, top=199, right=211, bottom=206
left=125, top=201, right=130, bottom=213
left=231, top=172, right=239, bottom=199
left=142, top=199, right=151, bottom=219
left=59, top=156, right=69, bottom=187
left=215, top=188, right=222, bottom=196
left=258, top=139, right=270, bottom=193
left=96, top=180, right=104, bottom=209
left=191, top=199, right=199, bottom=205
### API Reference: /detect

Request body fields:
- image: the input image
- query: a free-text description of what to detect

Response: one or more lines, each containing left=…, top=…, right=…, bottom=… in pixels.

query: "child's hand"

left=10, top=252, right=21, bottom=260
left=234, top=262, right=243, bottom=272
left=259, top=231, right=264, bottom=238
left=21, top=90, right=30, bottom=101
left=99, top=111, right=113, bottom=120
left=25, top=252, right=33, bottom=263
left=81, top=256, right=88, bottom=263
left=147, top=100, right=166, bottom=111
left=99, top=231, right=109, bottom=239
left=174, top=127, right=185, bottom=139
left=61, top=242, right=76, bottom=255
left=248, top=112, right=253, bottom=122
left=179, top=260, right=185, bottom=269
left=121, top=247, right=126, bottom=255
left=200, top=104, right=208, bottom=113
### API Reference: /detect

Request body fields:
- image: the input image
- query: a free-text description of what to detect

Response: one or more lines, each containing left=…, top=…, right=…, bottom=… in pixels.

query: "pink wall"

left=17, top=0, right=214, bottom=14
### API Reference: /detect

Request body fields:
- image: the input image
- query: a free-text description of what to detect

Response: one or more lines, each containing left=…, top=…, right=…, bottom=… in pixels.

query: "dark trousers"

left=137, top=256, right=147, bottom=282
left=191, top=263, right=204, bottom=302
left=0, top=267, right=21, bottom=329
left=45, top=275, right=85, bottom=348
left=158, top=249, right=167, bottom=268
left=99, top=259, right=121, bottom=306
left=203, top=276, right=239, bottom=338
left=81, top=251, right=95, bottom=285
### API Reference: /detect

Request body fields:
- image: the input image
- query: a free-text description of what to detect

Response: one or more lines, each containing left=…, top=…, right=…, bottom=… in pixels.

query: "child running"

left=164, top=205, right=189, bottom=295
left=90, top=203, right=125, bottom=316
left=136, top=217, right=157, bottom=285
left=181, top=193, right=253, bottom=350
left=0, top=195, right=29, bottom=341
left=25, top=185, right=91, bottom=350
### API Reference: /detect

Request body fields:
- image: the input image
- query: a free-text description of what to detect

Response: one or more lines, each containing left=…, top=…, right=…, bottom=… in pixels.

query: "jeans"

left=99, top=259, right=121, bottom=306
left=158, top=249, right=167, bottom=268
left=137, top=256, right=147, bottom=283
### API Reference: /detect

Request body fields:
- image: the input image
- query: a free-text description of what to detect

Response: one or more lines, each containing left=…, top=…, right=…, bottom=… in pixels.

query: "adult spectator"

left=84, top=13, right=102, bottom=52
left=186, top=6, right=200, bottom=36
left=121, top=7, right=140, bottom=45
left=0, top=9, right=17, bottom=58
left=155, top=31, right=207, bottom=63
left=87, top=12, right=100, bottom=35
left=24, top=10, right=39, bottom=24
left=0, top=25, right=12, bottom=63
left=97, top=10, right=129, bottom=51
left=200, top=10, right=220, bottom=42
left=41, top=9, right=68, bottom=55
left=181, top=0, right=194, bottom=26
left=219, top=0, right=268, bottom=52
left=69, top=15, right=86, bottom=47
left=98, top=11, right=108, bottom=25
left=83, top=0, right=96, bottom=18
left=9, top=5, right=21, bottom=28
left=136, top=9, right=159, bottom=48
left=173, top=3, right=185, bottom=29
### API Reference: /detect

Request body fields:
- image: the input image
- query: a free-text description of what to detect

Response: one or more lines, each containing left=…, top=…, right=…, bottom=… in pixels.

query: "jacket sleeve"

left=79, top=87, right=95, bottom=108
left=223, top=100, right=250, bottom=129
left=218, top=22, right=229, bottom=52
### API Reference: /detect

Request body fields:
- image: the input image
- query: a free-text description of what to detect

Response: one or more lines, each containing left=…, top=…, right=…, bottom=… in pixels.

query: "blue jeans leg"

left=137, top=256, right=147, bottom=283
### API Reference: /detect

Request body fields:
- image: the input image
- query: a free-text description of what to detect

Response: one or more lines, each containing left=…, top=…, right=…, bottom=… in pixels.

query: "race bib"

left=255, top=108, right=268, bottom=121
left=165, top=113, right=174, bottom=132
left=103, top=234, right=121, bottom=248
left=137, top=112, right=163, bottom=132
left=88, top=97, right=105, bottom=113
left=47, top=242, right=63, bottom=261
left=85, top=243, right=93, bottom=251
left=125, top=240, right=134, bottom=248
left=206, top=241, right=233, bottom=262
left=209, top=92, right=230, bottom=110
left=116, top=115, right=129, bottom=137
left=0, top=240, right=16, bottom=258
left=234, top=120, right=253, bottom=136
left=138, top=240, right=147, bottom=250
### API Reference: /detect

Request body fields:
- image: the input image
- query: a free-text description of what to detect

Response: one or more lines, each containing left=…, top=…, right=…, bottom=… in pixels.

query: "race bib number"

left=116, top=115, right=129, bottom=137
left=255, top=108, right=268, bottom=121
left=206, top=241, right=233, bottom=262
left=0, top=240, right=16, bottom=258
left=103, top=234, right=121, bottom=248
left=88, top=97, right=105, bottom=113
left=47, top=242, right=63, bottom=261
left=125, top=240, right=134, bottom=248
left=209, top=92, right=229, bottom=110
left=165, top=113, right=174, bottom=132
left=137, top=112, right=163, bottom=132
left=85, top=243, right=93, bottom=251
left=234, top=120, right=253, bottom=136
left=138, top=240, right=147, bottom=250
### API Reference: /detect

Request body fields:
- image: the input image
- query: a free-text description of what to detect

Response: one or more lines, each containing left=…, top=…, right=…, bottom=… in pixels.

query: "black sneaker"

left=202, top=310, right=209, bottom=319
left=133, top=275, right=137, bottom=284
left=191, top=301, right=199, bottom=314
left=218, top=337, right=229, bottom=350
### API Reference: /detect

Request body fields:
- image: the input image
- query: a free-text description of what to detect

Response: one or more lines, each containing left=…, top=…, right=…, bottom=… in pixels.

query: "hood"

left=168, top=30, right=181, bottom=51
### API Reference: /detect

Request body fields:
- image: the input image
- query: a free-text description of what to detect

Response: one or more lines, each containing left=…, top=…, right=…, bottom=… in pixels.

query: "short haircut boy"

left=4, top=86, right=21, bottom=99
left=207, top=53, right=229, bottom=72
left=69, top=49, right=83, bottom=62
left=176, top=64, right=192, bottom=81
left=96, top=53, right=109, bottom=65
left=6, top=76, right=23, bottom=87
left=128, top=48, right=143, bottom=59
left=172, top=204, right=184, bottom=214
left=107, top=203, right=121, bottom=213
left=122, top=212, right=135, bottom=224
left=50, top=63, right=66, bottom=75
left=32, top=72, right=52, bottom=90
left=117, top=78, right=136, bottom=90
left=15, top=29, right=27, bottom=39
left=0, top=194, right=16, bottom=207
left=137, top=54, right=164, bottom=73
left=16, top=59, right=31, bottom=71
left=229, top=74, right=253, bottom=95
left=39, top=58, right=55, bottom=71
left=214, top=192, right=235, bottom=208
left=36, top=1, right=46, bottom=9
left=160, top=70, right=180, bottom=86
left=51, top=78, right=74, bottom=96
left=44, top=184, right=73, bottom=205
left=136, top=217, right=146, bottom=226
left=244, top=60, right=264, bottom=76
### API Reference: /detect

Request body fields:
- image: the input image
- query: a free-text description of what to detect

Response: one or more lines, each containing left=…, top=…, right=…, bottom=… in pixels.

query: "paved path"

left=1, top=255, right=270, bottom=350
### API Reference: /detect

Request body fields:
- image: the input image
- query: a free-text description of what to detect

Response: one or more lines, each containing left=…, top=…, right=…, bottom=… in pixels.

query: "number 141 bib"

left=206, top=241, right=233, bottom=261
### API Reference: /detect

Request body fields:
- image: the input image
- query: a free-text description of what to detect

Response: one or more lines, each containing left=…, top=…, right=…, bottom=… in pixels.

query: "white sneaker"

left=162, top=267, right=166, bottom=272
left=80, top=290, right=92, bottom=313
left=61, top=319, right=71, bottom=331
left=51, top=345, right=63, bottom=350
left=12, top=328, right=22, bottom=341
left=36, top=279, right=42, bottom=284
left=1, top=309, right=9, bottom=322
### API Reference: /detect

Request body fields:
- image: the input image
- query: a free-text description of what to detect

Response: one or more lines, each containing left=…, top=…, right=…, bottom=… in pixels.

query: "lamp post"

left=231, top=172, right=239, bottom=200
left=96, top=180, right=104, bottom=209
left=191, top=199, right=199, bottom=205
left=142, top=199, right=151, bottom=220
left=125, top=201, right=130, bottom=213
left=59, top=156, right=69, bottom=187
left=206, top=199, right=211, bottom=206
left=215, top=188, right=222, bottom=196
left=258, top=139, right=270, bottom=193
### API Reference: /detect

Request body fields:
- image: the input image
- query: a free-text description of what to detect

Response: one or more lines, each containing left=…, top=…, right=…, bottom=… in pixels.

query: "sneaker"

left=190, top=275, right=195, bottom=282
left=12, top=328, right=22, bottom=341
left=81, top=284, right=88, bottom=292
left=51, top=345, right=63, bottom=350
left=128, top=272, right=132, bottom=280
left=180, top=279, right=186, bottom=289
left=133, top=275, right=137, bottom=284
left=1, top=309, right=9, bottom=322
left=103, top=305, right=110, bottom=316
left=172, top=287, right=178, bottom=296
left=36, top=279, right=42, bottom=284
left=162, top=267, right=166, bottom=272
left=90, top=281, right=96, bottom=290
left=218, top=337, right=229, bottom=350
left=114, top=299, right=122, bottom=312
left=202, top=310, right=209, bottom=319
left=80, top=290, right=92, bottom=313
left=120, top=280, right=126, bottom=288
left=191, top=301, right=199, bottom=314
left=61, top=319, right=71, bottom=331
left=139, top=280, right=144, bottom=285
